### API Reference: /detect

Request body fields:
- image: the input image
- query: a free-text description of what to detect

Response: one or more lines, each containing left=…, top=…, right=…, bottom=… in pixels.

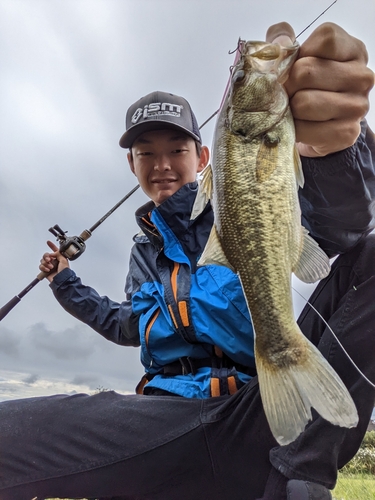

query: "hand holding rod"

left=0, top=184, right=140, bottom=322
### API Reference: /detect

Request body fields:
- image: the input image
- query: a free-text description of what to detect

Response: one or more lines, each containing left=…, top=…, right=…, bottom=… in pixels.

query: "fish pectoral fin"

left=256, top=338, right=358, bottom=446
left=256, top=135, right=279, bottom=183
left=293, top=227, right=331, bottom=283
left=191, top=164, right=213, bottom=220
left=197, top=225, right=234, bottom=270
left=294, top=145, right=304, bottom=188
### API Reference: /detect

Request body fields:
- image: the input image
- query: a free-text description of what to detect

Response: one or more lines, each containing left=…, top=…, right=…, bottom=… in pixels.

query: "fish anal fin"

left=293, top=227, right=330, bottom=283
left=256, top=338, right=358, bottom=446
left=256, top=134, right=279, bottom=183
left=198, top=225, right=234, bottom=270
left=191, top=164, right=213, bottom=220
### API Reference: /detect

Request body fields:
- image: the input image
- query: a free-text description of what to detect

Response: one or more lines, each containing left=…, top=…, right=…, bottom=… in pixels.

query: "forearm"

left=299, top=120, right=375, bottom=257
left=50, top=268, right=140, bottom=347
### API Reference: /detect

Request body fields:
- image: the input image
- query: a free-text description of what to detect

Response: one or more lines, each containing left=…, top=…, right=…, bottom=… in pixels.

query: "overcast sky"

left=0, top=0, right=374, bottom=402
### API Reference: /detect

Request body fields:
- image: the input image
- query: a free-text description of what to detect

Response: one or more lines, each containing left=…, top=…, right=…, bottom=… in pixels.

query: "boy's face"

left=128, top=129, right=209, bottom=206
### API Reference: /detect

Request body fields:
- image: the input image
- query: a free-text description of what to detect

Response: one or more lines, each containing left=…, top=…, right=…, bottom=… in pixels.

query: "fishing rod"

left=0, top=185, right=140, bottom=322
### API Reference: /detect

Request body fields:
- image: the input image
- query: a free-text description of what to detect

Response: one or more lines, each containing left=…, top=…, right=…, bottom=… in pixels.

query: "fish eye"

left=232, top=70, right=245, bottom=84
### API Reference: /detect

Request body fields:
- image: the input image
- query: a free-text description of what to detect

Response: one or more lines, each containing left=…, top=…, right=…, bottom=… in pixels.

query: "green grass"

left=333, top=473, right=375, bottom=500
left=332, top=432, right=375, bottom=499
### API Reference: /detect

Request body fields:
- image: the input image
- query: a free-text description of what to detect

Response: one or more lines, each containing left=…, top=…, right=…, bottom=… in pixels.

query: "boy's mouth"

left=152, top=178, right=176, bottom=184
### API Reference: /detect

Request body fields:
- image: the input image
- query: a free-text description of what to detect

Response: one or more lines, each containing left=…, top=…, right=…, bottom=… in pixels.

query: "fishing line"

left=199, top=111, right=219, bottom=130
left=292, top=286, right=375, bottom=389
left=206, top=0, right=339, bottom=130
left=296, top=0, right=338, bottom=39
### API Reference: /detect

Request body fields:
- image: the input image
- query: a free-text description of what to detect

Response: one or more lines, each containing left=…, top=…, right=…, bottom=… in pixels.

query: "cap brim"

left=119, top=120, right=201, bottom=149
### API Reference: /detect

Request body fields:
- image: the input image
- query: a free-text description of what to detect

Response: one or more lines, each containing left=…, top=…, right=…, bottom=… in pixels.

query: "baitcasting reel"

left=48, top=224, right=91, bottom=261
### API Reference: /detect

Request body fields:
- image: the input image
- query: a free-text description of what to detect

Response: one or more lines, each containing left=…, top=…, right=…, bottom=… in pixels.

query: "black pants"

left=1, top=234, right=375, bottom=500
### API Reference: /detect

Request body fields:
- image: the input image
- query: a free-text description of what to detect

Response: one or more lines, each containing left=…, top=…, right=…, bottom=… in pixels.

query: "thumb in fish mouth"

left=266, top=21, right=295, bottom=46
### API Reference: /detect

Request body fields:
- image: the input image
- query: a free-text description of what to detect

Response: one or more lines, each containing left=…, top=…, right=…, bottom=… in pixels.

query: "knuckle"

left=346, top=95, right=370, bottom=121
left=353, top=38, right=369, bottom=64
left=289, top=91, right=310, bottom=119
left=357, top=97, right=370, bottom=119
left=341, top=121, right=361, bottom=147
left=363, top=68, right=375, bottom=93
left=312, top=23, right=368, bottom=64
left=314, top=22, right=341, bottom=46
left=290, top=58, right=316, bottom=88
left=343, top=64, right=373, bottom=98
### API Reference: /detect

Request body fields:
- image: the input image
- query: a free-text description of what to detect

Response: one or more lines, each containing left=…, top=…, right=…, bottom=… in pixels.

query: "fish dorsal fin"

left=294, top=145, right=304, bottom=188
left=198, top=224, right=234, bottom=271
left=191, top=164, right=213, bottom=220
left=293, top=227, right=330, bottom=283
left=256, top=133, right=279, bottom=183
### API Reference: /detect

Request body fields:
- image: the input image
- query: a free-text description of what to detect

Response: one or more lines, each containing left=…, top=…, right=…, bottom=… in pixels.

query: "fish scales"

left=197, top=39, right=358, bottom=445
left=217, top=117, right=298, bottom=352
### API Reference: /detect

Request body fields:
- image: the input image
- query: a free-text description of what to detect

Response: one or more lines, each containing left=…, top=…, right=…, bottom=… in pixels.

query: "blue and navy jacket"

left=51, top=121, right=375, bottom=398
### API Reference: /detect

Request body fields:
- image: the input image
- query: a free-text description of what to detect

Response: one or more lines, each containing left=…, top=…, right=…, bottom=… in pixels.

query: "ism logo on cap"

left=131, top=102, right=184, bottom=124
left=119, top=91, right=202, bottom=149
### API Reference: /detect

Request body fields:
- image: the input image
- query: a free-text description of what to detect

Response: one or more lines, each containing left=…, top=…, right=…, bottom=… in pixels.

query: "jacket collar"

left=135, top=182, right=213, bottom=258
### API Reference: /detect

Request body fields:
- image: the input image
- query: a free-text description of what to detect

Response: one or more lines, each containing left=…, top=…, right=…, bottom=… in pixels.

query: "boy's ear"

left=198, top=146, right=210, bottom=173
left=127, top=151, right=135, bottom=175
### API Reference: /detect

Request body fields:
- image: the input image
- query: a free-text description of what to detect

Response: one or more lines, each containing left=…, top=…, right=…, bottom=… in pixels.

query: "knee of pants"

left=341, top=232, right=375, bottom=279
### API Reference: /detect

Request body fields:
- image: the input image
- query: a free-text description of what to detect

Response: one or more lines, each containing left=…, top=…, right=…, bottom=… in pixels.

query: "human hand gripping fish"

left=269, top=22, right=373, bottom=157
left=195, top=22, right=372, bottom=445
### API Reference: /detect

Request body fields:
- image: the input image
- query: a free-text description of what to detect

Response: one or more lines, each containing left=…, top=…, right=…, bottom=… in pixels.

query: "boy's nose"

left=154, top=156, right=171, bottom=171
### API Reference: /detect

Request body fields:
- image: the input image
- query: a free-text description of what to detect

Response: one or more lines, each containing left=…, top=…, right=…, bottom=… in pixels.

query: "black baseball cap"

left=119, top=91, right=202, bottom=148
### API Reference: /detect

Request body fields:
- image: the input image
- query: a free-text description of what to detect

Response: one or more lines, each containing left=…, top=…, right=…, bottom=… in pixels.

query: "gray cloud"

left=0, top=326, right=20, bottom=357
left=0, top=319, right=143, bottom=400
left=70, top=373, right=99, bottom=390
left=29, top=322, right=96, bottom=360
left=23, top=373, right=39, bottom=385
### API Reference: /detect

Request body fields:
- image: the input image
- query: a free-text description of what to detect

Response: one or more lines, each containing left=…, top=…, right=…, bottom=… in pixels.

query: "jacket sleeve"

left=50, top=267, right=140, bottom=347
left=299, top=120, right=375, bottom=257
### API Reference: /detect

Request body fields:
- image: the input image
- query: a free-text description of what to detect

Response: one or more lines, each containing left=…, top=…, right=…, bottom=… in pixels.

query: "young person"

left=0, top=22, right=374, bottom=500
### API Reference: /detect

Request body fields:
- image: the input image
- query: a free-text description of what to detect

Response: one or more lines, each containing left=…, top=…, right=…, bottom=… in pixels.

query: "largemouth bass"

left=197, top=39, right=358, bottom=445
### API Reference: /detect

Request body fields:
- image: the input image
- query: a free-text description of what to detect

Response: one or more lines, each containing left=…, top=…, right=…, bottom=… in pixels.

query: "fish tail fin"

left=256, top=338, right=358, bottom=446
